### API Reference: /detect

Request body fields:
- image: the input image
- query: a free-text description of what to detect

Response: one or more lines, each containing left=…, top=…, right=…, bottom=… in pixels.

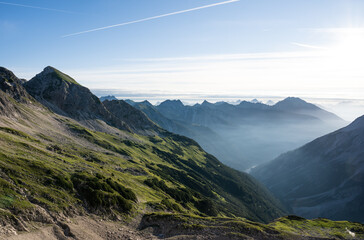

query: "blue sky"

left=1, top=0, right=364, bottom=119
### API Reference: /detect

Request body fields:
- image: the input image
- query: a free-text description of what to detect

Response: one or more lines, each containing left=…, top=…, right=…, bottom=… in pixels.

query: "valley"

left=1, top=66, right=363, bottom=239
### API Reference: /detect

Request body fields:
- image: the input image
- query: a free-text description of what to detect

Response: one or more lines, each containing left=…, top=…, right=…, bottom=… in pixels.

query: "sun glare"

left=326, top=28, right=364, bottom=70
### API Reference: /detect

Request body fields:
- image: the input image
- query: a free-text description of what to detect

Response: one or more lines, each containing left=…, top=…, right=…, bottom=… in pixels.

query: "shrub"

left=195, top=199, right=218, bottom=216
left=71, top=173, right=136, bottom=212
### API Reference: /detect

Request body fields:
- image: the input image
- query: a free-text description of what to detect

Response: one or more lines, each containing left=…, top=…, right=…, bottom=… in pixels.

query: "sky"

left=1, top=0, right=364, bottom=120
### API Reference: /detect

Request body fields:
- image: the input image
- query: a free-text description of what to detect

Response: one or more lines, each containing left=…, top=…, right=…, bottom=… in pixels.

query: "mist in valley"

left=123, top=97, right=347, bottom=171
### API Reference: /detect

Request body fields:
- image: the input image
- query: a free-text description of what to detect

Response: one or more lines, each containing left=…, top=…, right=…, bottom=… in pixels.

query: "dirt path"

left=2, top=216, right=157, bottom=240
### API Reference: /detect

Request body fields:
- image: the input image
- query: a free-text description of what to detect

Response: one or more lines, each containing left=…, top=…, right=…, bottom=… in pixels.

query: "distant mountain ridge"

left=252, top=115, right=364, bottom=222
left=126, top=97, right=346, bottom=170
left=1, top=66, right=363, bottom=239
left=273, top=97, right=343, bottom=123
left=103, top=99, right=162, bottom=134
left=100, top=95, right=118, bottom=102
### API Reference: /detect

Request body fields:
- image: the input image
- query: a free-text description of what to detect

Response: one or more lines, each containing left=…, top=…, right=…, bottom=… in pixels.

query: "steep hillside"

left=0, top=67, right=288, bottom=232
left=252, top=116, right=364, bottom=222
left=1, top=66, right=363, bottom=239
left=103, top=99, right=161, bottom=135
left=128, top=100, right=251, bottom=169
left=139, top=214, right=364, bottom=240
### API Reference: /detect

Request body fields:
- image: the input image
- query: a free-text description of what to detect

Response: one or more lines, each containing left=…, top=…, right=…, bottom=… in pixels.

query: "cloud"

left=62, top=0, right=240, bottom=37
left=0, top=1, right=77, bottom=14
left=58, top=49, right=363, bottom=102
left=291, top=42, right=328, bottom=50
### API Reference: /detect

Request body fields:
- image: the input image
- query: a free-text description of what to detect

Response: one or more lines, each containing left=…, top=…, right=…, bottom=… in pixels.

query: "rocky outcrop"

left=0, top=67, right=33, bottom=117
left=24, top=66, right=131, bottom=132
left=0, top=67, right=30, bottom=103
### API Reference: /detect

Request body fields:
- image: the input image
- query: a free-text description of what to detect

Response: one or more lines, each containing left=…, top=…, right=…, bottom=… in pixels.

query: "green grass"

left=269, top=215, right=364, bottom=239
left=0, top=117, right=287, bottom=222
left=141, top=213, right=364, bottom=239
left=0, top=103, right=363, bottom=239
left=51, top=67, right=80, bottom=85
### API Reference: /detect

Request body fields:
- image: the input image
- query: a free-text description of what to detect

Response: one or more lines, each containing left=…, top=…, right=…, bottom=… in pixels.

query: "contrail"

left=291, top=42, right=328, bottom=50
left=62, top=0, right=240, bottom=37
left=0, top=1, right=77, bottom=14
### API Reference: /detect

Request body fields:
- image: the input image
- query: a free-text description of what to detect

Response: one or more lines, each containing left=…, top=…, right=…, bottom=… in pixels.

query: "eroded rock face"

left=25, top=66, right=106, bottom=118
left=24, top=66, right=130, bottom=132
left=0, top=67, right=33, bottom=116
left=0, top=67, right=29, bottom=103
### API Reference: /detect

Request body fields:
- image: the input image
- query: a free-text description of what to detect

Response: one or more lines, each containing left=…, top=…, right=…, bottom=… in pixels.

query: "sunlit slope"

left=0, top=66, right=286, bottom=224
left=140, top=213, right=364, bottom=239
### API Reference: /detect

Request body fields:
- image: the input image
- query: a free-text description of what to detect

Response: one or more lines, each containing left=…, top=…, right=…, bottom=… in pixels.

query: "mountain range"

left=252, top=115, right=364, bottom=223
left=123, top=96, right=346, bottom=171
left=1, top=66, right=363, bottom=239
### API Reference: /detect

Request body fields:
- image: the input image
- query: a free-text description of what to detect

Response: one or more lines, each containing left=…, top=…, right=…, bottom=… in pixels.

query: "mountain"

left=151, top=98, right=346, bottom=170
left=24, top=66, right=132, bottom=133
left=273, top=97, right=344, bottom=124
left=251, top=98, right=262, bottom=104
left=0, top=66, right=286, bottom=232
left=266, top=100, right=275, bottom=106
left=103, top=99, right=162, bottom=135
left=252, top=115, right=364, bottom=222
left=0, top=68, right=28, bottom=117
left=157, top=100, right=228, bottom=126
left=128, top=100, right=243, bottom=168
left=99, top=95, right=118, bottom=102
left=127, top=99, right=191, bottom=134
left=1, top=66, right=363, bottom=239
left=0, top=67, right=30, bottom=103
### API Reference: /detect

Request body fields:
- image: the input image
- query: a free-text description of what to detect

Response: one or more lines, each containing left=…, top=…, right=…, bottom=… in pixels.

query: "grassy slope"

left=0, top=96, right=363, bottom=239
left=0, top=98, right=285, bottom=223
left=141, top=213, right=364, bottom=239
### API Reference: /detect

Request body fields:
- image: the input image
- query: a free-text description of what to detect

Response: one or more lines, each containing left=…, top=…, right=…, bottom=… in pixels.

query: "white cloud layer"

left=64, top=49, right=364, bottom=101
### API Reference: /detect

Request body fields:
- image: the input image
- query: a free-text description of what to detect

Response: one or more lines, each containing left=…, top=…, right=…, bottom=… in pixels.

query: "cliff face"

left=0, top=67, right=30, bottom=102
left=0, top=67, right=33, bottom=117
left=24, top=66, right=131, bottom=132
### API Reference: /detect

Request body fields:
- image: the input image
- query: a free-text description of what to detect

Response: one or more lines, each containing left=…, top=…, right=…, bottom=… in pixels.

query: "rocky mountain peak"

left=24, top=67, right=130, bottom=132
left=159, top=100, right=184, bottom=108
left=100, top=95, right=118, bottom=102
left=273, top=97, right=344, bottom=123
left=140, top=100, right=153, bottom=107
left=28, top=66, right=80, bottom=90
left=201, top=100, right=214, bottom=107
left=42, top=66, right=56, bottom=74
left=251, top=98, right=261, bottom=104
left=0, top=66, right=30, bottom=102
left=274, top=97, right=317, bottom=110
left=0, top=67, right=18, bottom=81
